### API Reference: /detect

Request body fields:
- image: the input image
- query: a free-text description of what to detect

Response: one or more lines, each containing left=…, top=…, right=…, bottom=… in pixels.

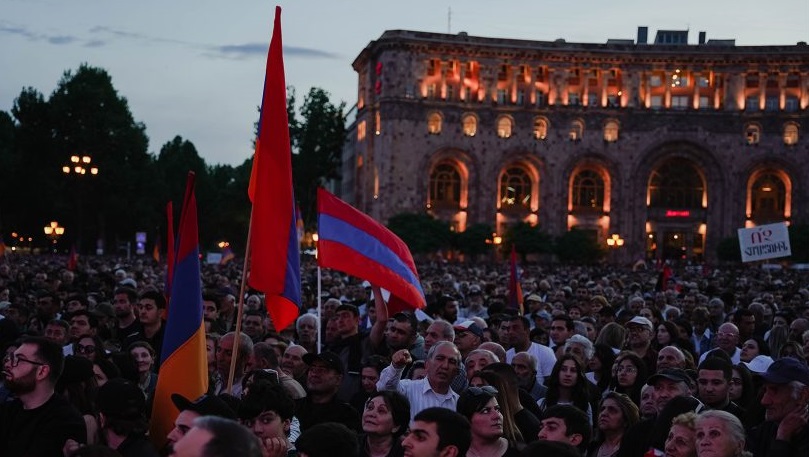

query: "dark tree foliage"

left=290, top=88, right=346, bottom=228
left=554, top=228, right=605, bottom=263
left=787, top=224, right=809, bottom=263
left=503, top=222, right=554, bottom=259
left=454, top=223, right=495, bottom=260
left=386, top=213, right=450, bottom=255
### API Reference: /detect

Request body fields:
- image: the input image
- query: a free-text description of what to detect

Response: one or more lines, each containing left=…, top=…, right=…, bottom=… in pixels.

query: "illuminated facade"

left=343, top=28, right=809, bottom=262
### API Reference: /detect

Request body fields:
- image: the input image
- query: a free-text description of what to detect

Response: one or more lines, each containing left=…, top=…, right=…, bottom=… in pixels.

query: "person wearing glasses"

left=0, top=336, right=87, bottom=456
left=698, top=323, right=741, bottom=365
left=456, top=385, right=520, bottom=457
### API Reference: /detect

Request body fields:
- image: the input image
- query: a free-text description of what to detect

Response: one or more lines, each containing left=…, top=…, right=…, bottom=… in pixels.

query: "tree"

left=290, top=88, right=346, bottom=228
left=555, top=228, right=605, bottom=263
left=386, top=213, right=450, bottom=255
left=503, top=222, right=553, bottom=259
left=48, top=64, right=153, bottom=251
left=454, top=223, right=495, bottom=260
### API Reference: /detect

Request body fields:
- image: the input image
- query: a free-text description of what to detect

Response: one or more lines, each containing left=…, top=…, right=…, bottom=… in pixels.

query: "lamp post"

left=606, top=233, right=624, bottom=264
left=43, top=221, right=65, bottom=252
left=62, top=154, right=99, bottom=252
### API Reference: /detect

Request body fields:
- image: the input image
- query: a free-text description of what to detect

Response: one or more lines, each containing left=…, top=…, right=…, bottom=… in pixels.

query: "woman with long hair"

left=609, top=351, right=648, bottom=407
left=740, top=336, right=770, bottom=362
left=457, top=386, right=520, bottom=457
left=586, top=392, right=640, bottom=457
left=538, top=354, right=594, bottom=424
left=653, top=321, right=680, bottom=351
left=475, top=368, right=539, bottom=446
left=359, top=390, right=410, bottom=457
left=595, top=323, right=627, bottom=354
left=587, top=344, right=617, bottom=394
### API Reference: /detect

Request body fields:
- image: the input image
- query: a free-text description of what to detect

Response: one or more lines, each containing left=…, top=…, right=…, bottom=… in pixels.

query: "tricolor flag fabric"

left=246, top=6, right=301, bottom=333
left=149, top=172, right=208, bottom=448
left=507, top=245, right=523, bottom=314
left=317, top=187, right=426, bottom=311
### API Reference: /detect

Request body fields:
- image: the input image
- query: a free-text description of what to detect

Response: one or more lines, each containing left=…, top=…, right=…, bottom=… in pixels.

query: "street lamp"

left=43, top=221, right=65, bottom=245
left=62, top=155, right=99, bottom=175
left=606, top=233, right=624, bottom=247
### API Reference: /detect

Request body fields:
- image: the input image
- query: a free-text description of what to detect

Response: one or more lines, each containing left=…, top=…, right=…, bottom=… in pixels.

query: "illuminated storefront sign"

left=665, top=210, right=691, bottom=217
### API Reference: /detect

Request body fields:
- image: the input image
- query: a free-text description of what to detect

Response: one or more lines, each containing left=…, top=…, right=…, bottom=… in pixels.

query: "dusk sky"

left=1, top=0, right=806, bottom=166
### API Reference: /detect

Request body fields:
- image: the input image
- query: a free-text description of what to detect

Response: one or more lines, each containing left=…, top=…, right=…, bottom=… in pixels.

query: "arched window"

left=427, top=112, right=442, bottom=134
left=533, top=117, right=548, bottom=140
left=745, top=123, right=761, bottom=145
left=648, top=161, right=704, bottom=208
left=569, top=119, right=584, bottom=141
left=462, top=114, right=477, bottom=137
left=603, top=120, right=619, bottom=142
left=429, top=163, right=461, bottom=207
left=496, top=116, right=513, bottom=139
left=572, top=170, right=605, bottom=210
left=784, top=123, right=799, bottom=145
left=751, top=173, right=786, bottom=221
left=499, top=167, right=532, bottom=209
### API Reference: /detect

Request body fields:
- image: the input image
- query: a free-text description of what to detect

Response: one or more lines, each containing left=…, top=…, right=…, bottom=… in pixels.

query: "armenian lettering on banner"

left=737, top=222, right=791, bottom=263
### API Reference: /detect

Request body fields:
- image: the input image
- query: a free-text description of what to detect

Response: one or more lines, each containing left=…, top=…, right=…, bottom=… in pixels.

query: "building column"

left=778, top=72, right=787, bottom=110
left=692, top=71, right=701, bottom=109
left=758, top=73, right=766, bottom=110
left=664, top=71, right=672, bottom=108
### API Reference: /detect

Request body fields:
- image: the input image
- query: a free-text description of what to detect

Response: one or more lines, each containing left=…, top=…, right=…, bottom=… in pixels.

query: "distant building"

left=343, top=27, right=809, bottom=262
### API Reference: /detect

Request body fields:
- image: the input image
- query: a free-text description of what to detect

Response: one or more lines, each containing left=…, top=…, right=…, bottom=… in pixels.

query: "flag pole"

left=225, top=210, right=255, bottom=394
left=317, top=265, right=322, bottom=354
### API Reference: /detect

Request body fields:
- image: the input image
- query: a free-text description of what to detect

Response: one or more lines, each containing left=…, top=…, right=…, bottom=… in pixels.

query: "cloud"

left=213, top=43, right=340, bottom=60
left=0, top=21, right=95, bottom=47
left=48, top=35, right=77, bottom=45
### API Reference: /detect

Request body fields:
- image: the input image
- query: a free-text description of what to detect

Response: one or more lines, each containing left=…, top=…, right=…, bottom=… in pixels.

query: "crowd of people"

left=1, top=255, right=809, bottom=457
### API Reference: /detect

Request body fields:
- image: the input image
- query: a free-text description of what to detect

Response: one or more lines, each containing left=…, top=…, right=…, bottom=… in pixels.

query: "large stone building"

left=342, top=27, right=809, bottom=262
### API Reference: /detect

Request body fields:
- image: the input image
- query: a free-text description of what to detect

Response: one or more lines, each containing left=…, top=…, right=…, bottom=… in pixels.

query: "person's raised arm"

left=368, top=285, right=388, bottom=349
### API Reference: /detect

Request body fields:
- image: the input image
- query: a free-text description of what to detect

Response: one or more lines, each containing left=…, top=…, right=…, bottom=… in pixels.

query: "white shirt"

left=506, top=341, right=557, bottom=383
left=377, top=364, right=459, bottom=419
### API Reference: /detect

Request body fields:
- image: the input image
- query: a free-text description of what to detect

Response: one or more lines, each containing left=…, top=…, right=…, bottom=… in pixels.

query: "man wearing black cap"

left=166, top=393, right=237, bottom=452
left=96, top=378, right=159, bottom=457
left=747, top=357, right=809, bottom=457
left=326, top=302, right=364, bottom=402
left=295, top=351, right=360, bottom=433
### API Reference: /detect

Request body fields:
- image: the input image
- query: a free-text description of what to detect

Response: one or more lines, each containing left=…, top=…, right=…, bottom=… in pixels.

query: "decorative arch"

left=570, top=167, right=609, bottom=212
left=603, top=119, right=619, bottom=142
left=462, top=113, right=478, bottom=137
left=496, top=115, right=514, bottom=139
left=746, top=167, right=792, bottom=224
left=533, top=116, right=549, bottom=140
left=744, top=122, right=762, bottom=145
left=569, top=118, right=584, bottom=141
left=783, top=122, right=799, bottom=145
left=647, top=159, right=706, bottom=209
left=427, top=111, right=443, bottom=134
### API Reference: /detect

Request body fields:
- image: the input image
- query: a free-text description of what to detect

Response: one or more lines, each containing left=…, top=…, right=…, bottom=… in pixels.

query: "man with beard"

left=377, top=341, right=461, bottom=418
left=0, top=336, right=86, bottom=456
left=696, top=357, right=745, bottom=421
left=113, top=286, right=142, bottom=349
left=511, top=351, right=548, bottom=402
left=625, top=316, right=658, bottom=373
left=214, top=332, right=253, bottom=396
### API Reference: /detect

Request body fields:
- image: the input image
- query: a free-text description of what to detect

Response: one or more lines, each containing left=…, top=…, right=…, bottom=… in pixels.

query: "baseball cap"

left=454, top=320, right=484, bottom=338
left=743, top=355, right=774, bottom=374
left=530, top=310, right=553, bottom=323
left=171, top=393, right=237, bottom=420
left=302, top=351, right=345, bottom=375
left=758, top=357, right=809, bottom=385
left=647, top=368, right=692, bottom=386
left=97, top=379, right=146, bottom=420
left=626, top=316, right=654, bottom=331
left=468, top=285, right=483, bottom=295
left=524, top=294, right=542, bottom=303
